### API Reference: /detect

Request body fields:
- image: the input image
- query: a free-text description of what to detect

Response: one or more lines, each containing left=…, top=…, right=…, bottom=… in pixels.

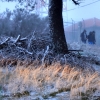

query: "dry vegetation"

left=0, top=36, right=100, bottom=99
left=0, top=59, right=100, bottom=100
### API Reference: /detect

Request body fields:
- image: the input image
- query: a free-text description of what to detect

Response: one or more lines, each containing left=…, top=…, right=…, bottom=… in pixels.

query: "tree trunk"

left=49, top=0, right=68, bottom=54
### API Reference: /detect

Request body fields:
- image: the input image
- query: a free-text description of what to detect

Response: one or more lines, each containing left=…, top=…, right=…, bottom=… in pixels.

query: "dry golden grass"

left=0, top=60, right=100, bottom=99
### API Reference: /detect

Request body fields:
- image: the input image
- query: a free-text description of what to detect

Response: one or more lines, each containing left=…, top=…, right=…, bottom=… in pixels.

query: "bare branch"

left=72, top=0, right=80, bottom=5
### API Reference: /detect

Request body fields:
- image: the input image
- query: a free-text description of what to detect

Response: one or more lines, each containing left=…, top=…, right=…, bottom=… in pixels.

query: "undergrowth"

left=0, top=58, right=99, bottom=100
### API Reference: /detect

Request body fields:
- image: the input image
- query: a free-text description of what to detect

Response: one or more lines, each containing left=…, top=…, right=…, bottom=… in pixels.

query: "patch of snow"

left=92, top=64, right=100, bottom=72
left=93, top=90, right=100, bottom=97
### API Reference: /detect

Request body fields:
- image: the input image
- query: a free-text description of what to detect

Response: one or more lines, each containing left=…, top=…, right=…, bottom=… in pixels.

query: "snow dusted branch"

left=42, top=45, right=49, bottom=64
left=14, top=35, right=21, bottom=43
left=16, top=47, right=33, bottom=55
left=0, top=37, right=10, bottom=49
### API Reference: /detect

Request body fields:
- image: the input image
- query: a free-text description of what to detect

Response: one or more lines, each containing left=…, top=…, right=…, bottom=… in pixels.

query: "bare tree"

left=1, top=0, right=80, bottom=54
left=49, top=0, right=79, bottom=54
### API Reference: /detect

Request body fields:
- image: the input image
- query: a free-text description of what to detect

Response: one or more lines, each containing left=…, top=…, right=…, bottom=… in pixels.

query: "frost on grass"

left=0, top=34, right=100, bottom=99
left=0, top=62, right=100, bottom=99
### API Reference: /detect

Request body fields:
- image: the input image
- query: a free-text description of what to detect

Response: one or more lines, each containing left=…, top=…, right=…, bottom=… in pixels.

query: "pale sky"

left=66, top=0, right=100, bottom=22
left=0, top=1, right=16, bottom=12
left=0, top=0, right=100, bottom=23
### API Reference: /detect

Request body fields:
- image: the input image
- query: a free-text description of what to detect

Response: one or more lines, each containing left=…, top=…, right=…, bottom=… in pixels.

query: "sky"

left=0, top=0, right=100, bottom=23
left=0, top=1, right=16, bottom=12
left=66, top=0, right=100, bottom=22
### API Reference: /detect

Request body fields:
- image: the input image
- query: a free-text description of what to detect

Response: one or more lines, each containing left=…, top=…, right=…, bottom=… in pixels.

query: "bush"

left=0, top=9, right=49, bottom=37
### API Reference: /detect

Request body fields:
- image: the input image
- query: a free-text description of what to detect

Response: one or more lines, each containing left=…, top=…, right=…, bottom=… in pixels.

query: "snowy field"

left=70, top=43, right=100, bottom=71
left=0, top=0, right=100, bottom=99
left=0, top=42, right=100, bottom=100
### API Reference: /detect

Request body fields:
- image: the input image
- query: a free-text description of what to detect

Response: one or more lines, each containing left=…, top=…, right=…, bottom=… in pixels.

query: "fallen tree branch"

left=0, top=37, right=10, bottom=49
left=19, top=38, right=28, bottom=41
left=16, top=47, right=33, bottom=55
left=0, top=37, right=10, bottom=45
left=68, top=50, right=83, bottom=54
left=68, top=50, right=83, bottom=52
left=14, top=35, right=21, bottom=44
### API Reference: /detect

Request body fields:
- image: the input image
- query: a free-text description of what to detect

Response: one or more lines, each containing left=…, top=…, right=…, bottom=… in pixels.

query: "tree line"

left=0, top=9, right=49, bottom=37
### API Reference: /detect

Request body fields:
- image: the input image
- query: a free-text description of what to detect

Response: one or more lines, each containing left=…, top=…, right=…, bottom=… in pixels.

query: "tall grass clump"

left=0, top=59, right=100, bottom=99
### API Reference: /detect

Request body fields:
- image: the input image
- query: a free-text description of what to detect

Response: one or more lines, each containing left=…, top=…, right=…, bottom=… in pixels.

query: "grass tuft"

left=0, top=59, right=100, bottom=99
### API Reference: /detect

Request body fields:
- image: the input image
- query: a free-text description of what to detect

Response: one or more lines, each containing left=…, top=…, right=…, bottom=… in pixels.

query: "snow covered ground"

left=69, top=42, right=100, bottom=72
left=0, top=42, right=100, bottom=100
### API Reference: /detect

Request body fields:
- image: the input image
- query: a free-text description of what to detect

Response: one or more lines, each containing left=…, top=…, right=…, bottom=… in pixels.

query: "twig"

left=42, top=45, right=49, bottom=64
left=17, top=47, right=33, bottom=55
left=14, top=35, right=21, bottom=43
left=0, top=37, right=10, bottom=49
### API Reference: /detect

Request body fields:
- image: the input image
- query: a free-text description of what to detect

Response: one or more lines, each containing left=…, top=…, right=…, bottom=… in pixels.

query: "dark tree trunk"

left=49, top=0, right=68, bottom=54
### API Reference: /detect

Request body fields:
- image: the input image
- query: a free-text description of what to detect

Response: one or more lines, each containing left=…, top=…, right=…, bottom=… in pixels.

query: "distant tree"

left=0, top=9, right=12, bottom=36
left=0, top=9, right=49, bottom=37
